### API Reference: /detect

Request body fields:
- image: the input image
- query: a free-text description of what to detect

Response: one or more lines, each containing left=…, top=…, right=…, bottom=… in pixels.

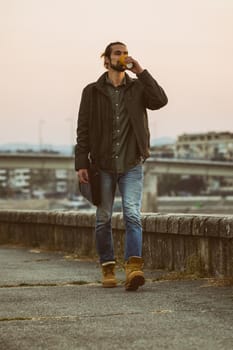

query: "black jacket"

left=75, top=69, right=168, bottom=171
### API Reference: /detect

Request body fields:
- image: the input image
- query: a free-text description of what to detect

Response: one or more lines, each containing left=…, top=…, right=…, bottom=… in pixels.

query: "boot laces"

left=126, top=263, right=143, bottom=272
left=103, top=265, right=114, bottom=276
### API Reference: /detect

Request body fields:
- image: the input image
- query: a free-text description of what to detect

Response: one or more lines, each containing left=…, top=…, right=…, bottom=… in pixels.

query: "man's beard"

left=110, top=59, right=125, bottom=72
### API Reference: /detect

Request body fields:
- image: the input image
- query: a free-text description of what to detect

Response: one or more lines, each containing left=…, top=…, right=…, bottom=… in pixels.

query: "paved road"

left=0, top=246, right=233, bottom=350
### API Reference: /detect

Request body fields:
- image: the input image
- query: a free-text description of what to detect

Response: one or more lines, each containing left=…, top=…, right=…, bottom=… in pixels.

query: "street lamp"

left=39, top=119, right=45, bottom=152
left=65, top=118, right=74, bottom=155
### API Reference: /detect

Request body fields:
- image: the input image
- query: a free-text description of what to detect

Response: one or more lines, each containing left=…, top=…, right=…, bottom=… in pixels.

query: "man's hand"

left=77, top=169, right=89, bottom=184
left=125, top=56, right=144, bottom=75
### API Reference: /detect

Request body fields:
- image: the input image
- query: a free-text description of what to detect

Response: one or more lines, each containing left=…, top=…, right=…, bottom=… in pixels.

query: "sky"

left=1, top=0, right=233, bottom=146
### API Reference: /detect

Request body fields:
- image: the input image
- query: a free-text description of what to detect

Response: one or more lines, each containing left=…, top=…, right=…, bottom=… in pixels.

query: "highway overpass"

left=1, top=153, right=233, bottom=211
left=1, top=153, right=233, bottom=177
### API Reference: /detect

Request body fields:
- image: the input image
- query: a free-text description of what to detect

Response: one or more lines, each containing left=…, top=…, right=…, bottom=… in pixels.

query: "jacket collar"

left=95, top=71, right=134, bottom=94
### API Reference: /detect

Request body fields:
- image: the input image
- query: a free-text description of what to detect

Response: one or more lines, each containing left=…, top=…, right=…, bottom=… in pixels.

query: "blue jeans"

left=95, top=164, right=143, bottom=264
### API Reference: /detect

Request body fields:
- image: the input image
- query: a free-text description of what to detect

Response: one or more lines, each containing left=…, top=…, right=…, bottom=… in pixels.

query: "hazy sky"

left=1, top=0, right=233, bottom=146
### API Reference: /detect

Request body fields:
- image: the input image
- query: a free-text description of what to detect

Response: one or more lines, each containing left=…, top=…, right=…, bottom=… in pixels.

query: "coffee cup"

left=119, top=55, right=133, bottom=69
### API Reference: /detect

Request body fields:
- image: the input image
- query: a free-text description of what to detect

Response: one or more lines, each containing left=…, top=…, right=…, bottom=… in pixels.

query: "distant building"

left=55, top=169, right=68, bottom=194
left=175, top=131, right=233, bottom=161
left=8, top=169, right=31, bottom=197
left=150, top=144, right=175, bottom=158
left=0, top=170, right=7, bottom=187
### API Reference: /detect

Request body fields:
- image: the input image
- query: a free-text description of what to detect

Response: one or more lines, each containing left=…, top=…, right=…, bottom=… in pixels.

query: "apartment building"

left=175, top=131, right=233, bottom=161
left=0, top=167, right=73, bottom=198
left=8, top=168, right=31, bottom=197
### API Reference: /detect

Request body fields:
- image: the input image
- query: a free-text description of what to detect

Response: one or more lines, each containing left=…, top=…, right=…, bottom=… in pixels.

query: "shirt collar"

left=105, top=74, right=126, bottom=87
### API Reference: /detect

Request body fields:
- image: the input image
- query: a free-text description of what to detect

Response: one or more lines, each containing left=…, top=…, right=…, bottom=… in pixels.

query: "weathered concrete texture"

left=0, top=247, right=233, bottom=350
left=0, top=210, right=233, bottom=276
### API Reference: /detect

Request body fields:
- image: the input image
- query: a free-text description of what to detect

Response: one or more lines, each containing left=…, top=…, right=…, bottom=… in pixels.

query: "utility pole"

left=65, top=117, right=75, bottom=198
left=65, top=117, right=74, bottom=155
left=39, top=119, right=45, bottom=152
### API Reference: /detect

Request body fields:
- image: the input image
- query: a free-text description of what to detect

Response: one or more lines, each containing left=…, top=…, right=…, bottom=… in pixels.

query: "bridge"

left=145, top=157, right=233, bottom=177
left=1, top=153, right=233, bottom=211
left=1, top=152, right=233, bottom=175
left=0, top=152, right=74, bottom=170
left=143, top=157, right=233, bottom=211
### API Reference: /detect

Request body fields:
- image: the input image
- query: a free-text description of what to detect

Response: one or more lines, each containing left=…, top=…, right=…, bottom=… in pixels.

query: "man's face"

left=107, top=44, right=128, bottom=72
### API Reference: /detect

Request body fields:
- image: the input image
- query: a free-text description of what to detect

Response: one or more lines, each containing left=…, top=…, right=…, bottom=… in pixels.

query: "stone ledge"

left=0, top=210, right=233, bottom=276
left=0, top=210, right=233, bottom=237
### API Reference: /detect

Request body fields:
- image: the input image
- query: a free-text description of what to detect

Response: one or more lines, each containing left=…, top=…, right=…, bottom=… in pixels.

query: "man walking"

left=75, top=41, right=168, bottom=291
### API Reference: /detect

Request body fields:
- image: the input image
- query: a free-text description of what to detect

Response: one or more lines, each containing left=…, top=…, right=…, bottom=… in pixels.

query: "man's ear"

left=104, top=57, right=110, bottom=69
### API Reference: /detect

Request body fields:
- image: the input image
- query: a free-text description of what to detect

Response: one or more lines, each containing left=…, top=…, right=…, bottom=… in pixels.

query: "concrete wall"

left=0, top=210, right=233, bottom=277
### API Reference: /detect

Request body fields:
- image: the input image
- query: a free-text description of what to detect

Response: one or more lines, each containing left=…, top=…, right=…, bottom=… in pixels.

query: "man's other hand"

left=77, top=169, right=89, bottom=183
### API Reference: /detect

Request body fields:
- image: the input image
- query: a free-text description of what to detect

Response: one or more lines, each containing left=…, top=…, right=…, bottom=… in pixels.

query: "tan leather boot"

left=101, top=261, right=117, bottom=288
left=125, top=256, right=145, bottom=291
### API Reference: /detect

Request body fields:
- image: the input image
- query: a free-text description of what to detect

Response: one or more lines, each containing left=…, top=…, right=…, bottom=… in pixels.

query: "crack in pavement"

left=0, top=280, right=131, bottom=288
left=0, top=281, right=98, bottom=288
left=0, top=310, right=173, bottom=323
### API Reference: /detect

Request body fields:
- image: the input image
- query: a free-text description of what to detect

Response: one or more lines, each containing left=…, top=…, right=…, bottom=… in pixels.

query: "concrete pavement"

left=0, top=246, right=233, bottom=350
